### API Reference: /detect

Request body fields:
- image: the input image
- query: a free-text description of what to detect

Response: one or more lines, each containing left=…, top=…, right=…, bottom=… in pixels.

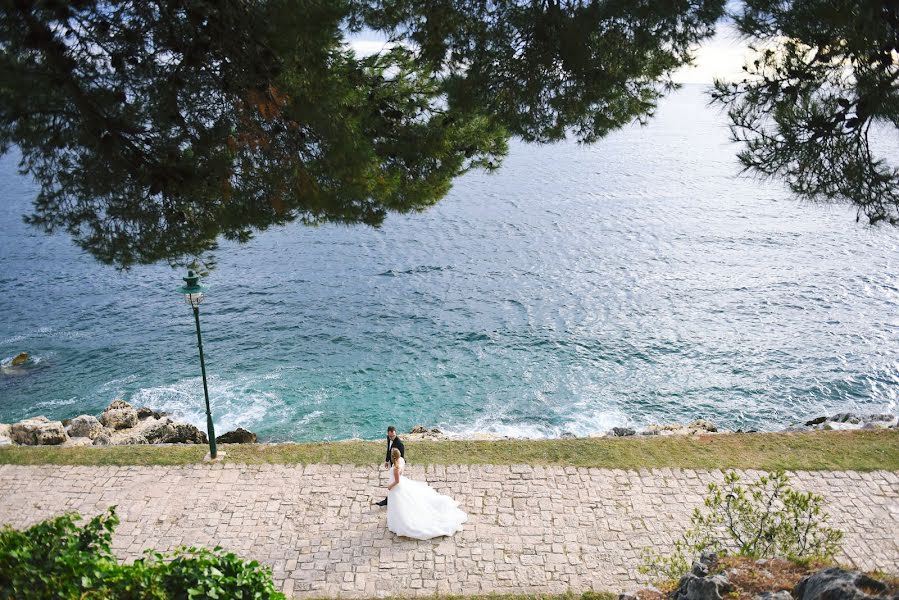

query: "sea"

left=2, top=85, right=898, bottom=441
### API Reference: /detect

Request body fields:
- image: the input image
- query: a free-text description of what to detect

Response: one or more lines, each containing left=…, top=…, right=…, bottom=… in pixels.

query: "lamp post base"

left=203, top=451, right=226, bottom=463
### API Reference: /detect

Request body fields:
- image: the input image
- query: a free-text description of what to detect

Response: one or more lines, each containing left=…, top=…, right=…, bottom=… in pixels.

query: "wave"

left=1, top=326, right=91, bottom=346
left=32, top=397, right=78, bottom=409
left=439, top=406, right=632, bottom=439
left=128, top=373, right=285, bottom=434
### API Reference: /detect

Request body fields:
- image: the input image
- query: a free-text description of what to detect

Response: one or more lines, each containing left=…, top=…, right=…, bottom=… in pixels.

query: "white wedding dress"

left=387, top=457, right=467, bottom=540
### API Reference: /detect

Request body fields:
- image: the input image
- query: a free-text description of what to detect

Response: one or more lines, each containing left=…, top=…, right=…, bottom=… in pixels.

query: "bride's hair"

left=391, top=447, right=401, bottom=466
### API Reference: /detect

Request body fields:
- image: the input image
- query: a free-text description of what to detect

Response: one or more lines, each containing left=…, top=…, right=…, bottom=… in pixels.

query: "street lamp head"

left=178, top=269, right=206, bottom=308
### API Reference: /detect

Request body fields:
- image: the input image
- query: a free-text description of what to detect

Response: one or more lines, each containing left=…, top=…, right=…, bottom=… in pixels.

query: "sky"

left=672, top=23, right=752, bottom=84
left=347, top=22, right=753, bottom=86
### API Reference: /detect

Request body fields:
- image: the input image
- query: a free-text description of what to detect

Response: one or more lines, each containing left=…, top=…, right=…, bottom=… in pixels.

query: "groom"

left=374, top=426, right=405, bottom=506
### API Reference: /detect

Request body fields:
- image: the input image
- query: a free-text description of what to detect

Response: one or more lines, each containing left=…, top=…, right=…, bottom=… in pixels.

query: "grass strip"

left=0, top=430, right=896, bottom=471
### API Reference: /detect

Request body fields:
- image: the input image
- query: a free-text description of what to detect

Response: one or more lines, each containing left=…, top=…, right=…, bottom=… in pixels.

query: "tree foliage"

left=0, top=0, right=724, bottom=268
left=711, top=0, right=899, bottom=225
left=0, top=507, right=286, bottom=599
left=641, top=470, right=844, bottom=581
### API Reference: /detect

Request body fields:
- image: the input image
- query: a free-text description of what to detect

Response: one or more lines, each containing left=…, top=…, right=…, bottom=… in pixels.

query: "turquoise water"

left=2, top=85, right=898, bottom=441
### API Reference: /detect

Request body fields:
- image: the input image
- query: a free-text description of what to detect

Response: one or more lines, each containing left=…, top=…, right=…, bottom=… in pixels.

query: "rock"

left=93, top=431, right=112, bottom=446
left=409, top=425, right=428, bottom=434
left=805, top=416, right=827, bottom=426
left=672, top=572, right=732, bottom=600
left=644, top=423, right=681, bottom=435
left=691, top=560, right=710, bottom=577
left=99, top=400, right=138, bottom=430
left=66, top=415, right=104, bottom=439
left=861, top=422, right=890, bottom=430
left=828, top=412, right=861, bottom=424
left=112, top=432, right=149, bottom=445
left=753, top=592, right=792, bottom=600
left=135, top=407, right=168, bottom=420
left=863, top=413, right=896, bottom=423
left=10, top=352, right=28, bottom=366
left=430, top=427, right=442, bottom=434
left=143, top=418, right=207, bottom=444
left=687, top=419, right=718, bottom=433
left=10, top=416, right=68, bottom=445
left=618, top=594, right=637, bottom=600
left=699, top=550, right=718, bottom=568
left=643, top=422, right=719, bottom=436
left=62, top=436, right=94, bottom=448
left=216, top=428, right=257, bottom=444
left=611, top=427, right=636, bottom=437
left=0, top=423, right=11, bottom=446
left=560, top=431, right=576, bottom=439
left=795, top=567, right=888, bottom=600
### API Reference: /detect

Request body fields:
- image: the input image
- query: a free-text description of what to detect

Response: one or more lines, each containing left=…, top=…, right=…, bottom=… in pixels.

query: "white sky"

left=672, top=24, right=752, bottom=84
left=348, top=23, right=753, bottom=85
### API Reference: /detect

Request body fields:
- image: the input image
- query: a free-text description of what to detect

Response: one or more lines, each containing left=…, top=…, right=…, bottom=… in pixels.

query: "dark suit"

left=385, top=436, right=405, bottom=465
left=377, top=436, right=405, bottom=506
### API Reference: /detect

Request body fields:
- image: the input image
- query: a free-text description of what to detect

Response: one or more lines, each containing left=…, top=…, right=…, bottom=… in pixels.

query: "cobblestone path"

left=0, top=464, right=895, bottom=598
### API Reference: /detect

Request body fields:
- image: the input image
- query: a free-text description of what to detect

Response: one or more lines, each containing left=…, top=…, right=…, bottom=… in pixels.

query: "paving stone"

left=0, top=465, right=895, bottom=598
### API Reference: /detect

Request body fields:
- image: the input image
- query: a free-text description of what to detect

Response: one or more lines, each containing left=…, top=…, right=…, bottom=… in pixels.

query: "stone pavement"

left=0, top=463, right=896, bottom=598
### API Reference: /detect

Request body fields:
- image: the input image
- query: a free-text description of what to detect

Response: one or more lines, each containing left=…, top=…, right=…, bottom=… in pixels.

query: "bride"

left=386, top=448, right=467, bottom=540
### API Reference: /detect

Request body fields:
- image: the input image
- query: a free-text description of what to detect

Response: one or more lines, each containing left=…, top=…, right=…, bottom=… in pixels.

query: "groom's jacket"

left=385, top=437, right=405, bottom=464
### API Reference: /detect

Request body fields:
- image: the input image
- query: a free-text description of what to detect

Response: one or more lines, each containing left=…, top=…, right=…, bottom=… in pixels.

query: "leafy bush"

left=0, top=507, right=285, bottom=600
left=642, top=470, right=843, bottom=580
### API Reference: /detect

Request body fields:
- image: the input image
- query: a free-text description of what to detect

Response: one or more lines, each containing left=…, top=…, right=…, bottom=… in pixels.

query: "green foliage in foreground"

left=0, top=508, right=284, bottom=600
left=641, top=470, right=843, bottom=580
left=0, top=431, right=896, bottom=471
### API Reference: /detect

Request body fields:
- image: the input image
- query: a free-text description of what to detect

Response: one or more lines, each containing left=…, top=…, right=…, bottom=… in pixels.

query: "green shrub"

left=0, top=507, right=119, bottom=598
left=641, top=470, right=843, bottom=580
left=0, top=508, right=285, bottom=600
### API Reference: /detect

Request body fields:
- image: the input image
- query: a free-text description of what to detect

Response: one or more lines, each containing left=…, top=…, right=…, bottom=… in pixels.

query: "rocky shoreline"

left=402, top=412, right=898, bottom=442
left=0, top=400, right=256, bottom=448
left=0, top=406, right=895, bottom=448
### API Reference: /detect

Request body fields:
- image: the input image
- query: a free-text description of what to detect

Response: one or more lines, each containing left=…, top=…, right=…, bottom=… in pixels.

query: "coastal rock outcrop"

left=65, top=415, right=104, bottom=439
left=641, top=419, right=720, bottom=436
left=788, top=412, right=898, bottom=432
left=611, top=427, right=636, bottom=437
left=10, top=416, right=68, bottom=445
left=405, top=426, right=451, bottom=441
left=92, top=431, right=112, bottom=446
left=216, top=428, right=257, bottom=444
left=99, top=400, right=138, bottom=430
left=136, top=406, right=168, bottom=420
left=10, top=352, right=28, bottom=367
left=62, top=436, right=94, bottom=448
left=671, top=556, right=732, bottom=600
left=795, top=568, right=888, bottom=600
left=142, top=417, right=207, bottom=444
left=5, top=402, right=211, bottom=447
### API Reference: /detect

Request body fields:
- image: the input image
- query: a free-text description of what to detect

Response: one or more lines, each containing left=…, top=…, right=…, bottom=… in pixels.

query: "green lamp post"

left=179, top=270, right=218, bottom=460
